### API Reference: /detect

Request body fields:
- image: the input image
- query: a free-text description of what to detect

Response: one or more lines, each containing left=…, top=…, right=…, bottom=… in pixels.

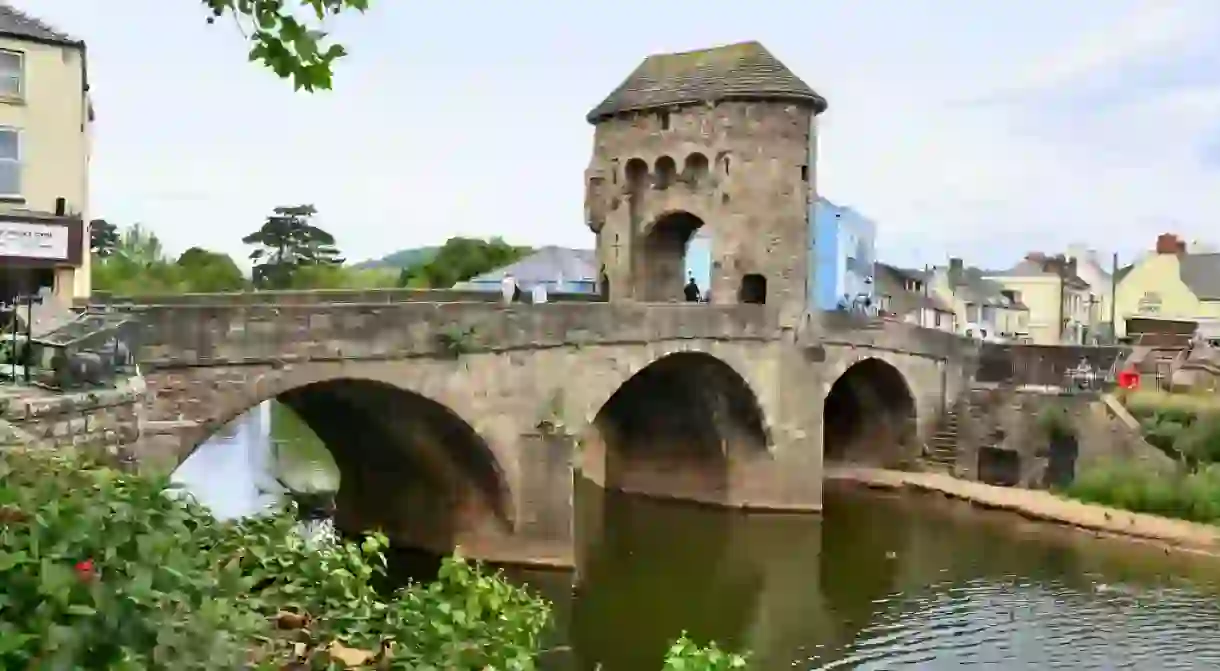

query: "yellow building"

left=982, top=254, right=1097, bottom=345
left=1114, top=234, right=1220, bottom=341
left=0, top=6, right=92, bottom=305
left=928, top=259, right=1030, bottom=342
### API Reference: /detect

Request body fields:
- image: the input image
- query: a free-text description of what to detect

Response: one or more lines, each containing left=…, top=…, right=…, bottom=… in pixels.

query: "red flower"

left=74, top=559, right=95, bottom=581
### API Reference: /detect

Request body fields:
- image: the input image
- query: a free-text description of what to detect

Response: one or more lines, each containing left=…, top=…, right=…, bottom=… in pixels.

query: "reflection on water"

left=170, top=401, right=339, bottom=520
left=174, top=407, right=1220, bottom=670
left=538, top=481, right=1220, bottom=670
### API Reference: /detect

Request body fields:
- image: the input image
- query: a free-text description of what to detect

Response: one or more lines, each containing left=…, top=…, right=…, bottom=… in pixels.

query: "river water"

left=175, top=403, right=1220, bottom=670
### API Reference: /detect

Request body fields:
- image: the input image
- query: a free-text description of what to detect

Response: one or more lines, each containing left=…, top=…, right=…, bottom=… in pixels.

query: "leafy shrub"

left=1036, top=404, right=1075, bottom=441
left=0, top=446, right=550, bottom=669
left=663, top=634, right=749, bottom=670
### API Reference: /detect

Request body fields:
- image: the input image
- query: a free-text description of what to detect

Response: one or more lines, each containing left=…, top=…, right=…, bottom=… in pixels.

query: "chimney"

left=948, top=257, right=963, bottom=287
left=1156, top=233, right=1185, bottom=255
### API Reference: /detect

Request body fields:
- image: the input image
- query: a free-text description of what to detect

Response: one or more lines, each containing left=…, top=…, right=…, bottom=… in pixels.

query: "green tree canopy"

left=176, top=247, right=248, bottom=292
left=88, top=219, right=119, bottom=258
left=398, top=237, right=532, bottom=289
left=202, top=0, right=369, bottom=90
left=243, top=204, right=344, bottom=289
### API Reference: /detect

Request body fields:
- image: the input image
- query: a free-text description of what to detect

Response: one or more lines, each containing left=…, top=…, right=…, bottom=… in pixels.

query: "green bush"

left=0, top=446, right=549, bottom=669
left=663, top=634, right=749, bottom=670
left=0, top=446, right=751, bottom=669
left=1066, top=461, right=1220, bottom=524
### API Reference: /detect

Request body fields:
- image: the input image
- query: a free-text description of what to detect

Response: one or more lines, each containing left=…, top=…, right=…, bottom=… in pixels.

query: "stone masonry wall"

left=586, top=101, right=814, bottom=326
left=127, top=301, right=781, bottom=367
left=950, top=388, right=1174, bottom=488
left=0, top=377, right=144, bottom=460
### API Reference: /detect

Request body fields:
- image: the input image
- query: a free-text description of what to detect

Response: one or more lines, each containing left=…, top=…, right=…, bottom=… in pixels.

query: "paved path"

left=826, top=465, right=1220, bottom=556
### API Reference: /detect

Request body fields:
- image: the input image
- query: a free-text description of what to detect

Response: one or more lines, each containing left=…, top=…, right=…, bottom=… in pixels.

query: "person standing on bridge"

left=684, top=274, right=701, bottom=302
left=501, top=273, right=519, bottom=304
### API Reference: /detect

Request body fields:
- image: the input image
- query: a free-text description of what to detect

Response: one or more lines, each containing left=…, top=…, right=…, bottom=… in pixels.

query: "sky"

left=16, top=0, right=1220, bottom=269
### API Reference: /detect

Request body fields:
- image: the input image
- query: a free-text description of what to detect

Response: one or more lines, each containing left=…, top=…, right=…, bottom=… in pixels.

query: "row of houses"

left=866, top=233, right=1220, bottom=346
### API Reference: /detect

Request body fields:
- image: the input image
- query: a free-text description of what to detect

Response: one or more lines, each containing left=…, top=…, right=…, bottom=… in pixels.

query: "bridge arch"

left=580, top=348, right=772, bottom=503
left=823, top=356, right=917, bottom=466
left=177, top=366, right=513, bottom=555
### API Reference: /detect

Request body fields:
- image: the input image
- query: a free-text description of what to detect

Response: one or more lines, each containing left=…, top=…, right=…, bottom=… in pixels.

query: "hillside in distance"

left=351, top=246, right=438, bottom=270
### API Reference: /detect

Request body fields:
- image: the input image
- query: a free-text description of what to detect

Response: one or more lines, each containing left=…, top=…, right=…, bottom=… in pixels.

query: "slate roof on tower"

left=587, top=41, right=827, bottom=123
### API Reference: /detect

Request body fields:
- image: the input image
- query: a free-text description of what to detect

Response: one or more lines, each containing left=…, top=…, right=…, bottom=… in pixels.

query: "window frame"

left=0, top=49, right=23, bottom=99
left=0, top=126, right=22, bottom=198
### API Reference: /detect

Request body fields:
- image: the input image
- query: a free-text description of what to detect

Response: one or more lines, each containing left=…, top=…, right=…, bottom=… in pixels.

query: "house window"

left=0, top=50, right=21, bottom=98
left=0, top=128, right=20, bottom=197
left=934, top=312, right=942, bottom=328
left=966, top=304, right=980, bottom=323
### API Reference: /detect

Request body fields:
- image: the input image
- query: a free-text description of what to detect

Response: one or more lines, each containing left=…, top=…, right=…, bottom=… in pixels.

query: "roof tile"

left=0, top=3, right=78, bottom=46
left=587, top=41, right=826, bottom=123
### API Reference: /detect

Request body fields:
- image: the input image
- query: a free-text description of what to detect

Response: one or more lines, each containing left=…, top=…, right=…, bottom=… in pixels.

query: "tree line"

left=88, top=204, right=532, bottom=295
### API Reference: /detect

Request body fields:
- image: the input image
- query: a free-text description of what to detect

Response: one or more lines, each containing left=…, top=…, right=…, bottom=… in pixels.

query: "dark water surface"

left=510, top=480, right=1220, bottom=670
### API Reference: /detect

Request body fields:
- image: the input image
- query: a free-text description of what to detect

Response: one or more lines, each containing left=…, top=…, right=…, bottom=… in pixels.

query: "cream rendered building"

left=983, top=254, right=1096, bottom=345
left=0, top=4, right=92, bottom=304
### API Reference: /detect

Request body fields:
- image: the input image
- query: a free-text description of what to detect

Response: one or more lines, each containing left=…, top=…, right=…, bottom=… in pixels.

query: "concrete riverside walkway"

left=826, top=465, right=1220, bottom=556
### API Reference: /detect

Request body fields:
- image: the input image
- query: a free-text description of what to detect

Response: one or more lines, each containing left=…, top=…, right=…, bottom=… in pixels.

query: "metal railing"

left=975, top=343, right=1130, bottom=392
left=2, top=302, right=142, bottom=391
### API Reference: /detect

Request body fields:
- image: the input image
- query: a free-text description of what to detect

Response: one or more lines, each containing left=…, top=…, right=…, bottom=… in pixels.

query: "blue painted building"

left=811, top=197, right=878, bottom=312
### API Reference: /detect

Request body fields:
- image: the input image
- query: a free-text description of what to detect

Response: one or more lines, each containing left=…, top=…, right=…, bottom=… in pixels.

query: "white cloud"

left=12, top=0, right=1220, bottom=270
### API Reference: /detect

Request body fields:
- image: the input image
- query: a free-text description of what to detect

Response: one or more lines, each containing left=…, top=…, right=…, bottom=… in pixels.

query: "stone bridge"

left=99, top=291, right=975, bottom=567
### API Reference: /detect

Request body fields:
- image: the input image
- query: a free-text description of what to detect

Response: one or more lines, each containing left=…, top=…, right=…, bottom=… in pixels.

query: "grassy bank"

left=1067, top=462, right=1220, bottom=524
left=1066, top=390, right=1220, bottom=524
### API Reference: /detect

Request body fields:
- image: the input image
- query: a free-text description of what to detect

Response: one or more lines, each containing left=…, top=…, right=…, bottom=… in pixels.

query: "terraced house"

left=928, top=258, right=1030, bottom=342
left=983, top=253, right=1095, bottom=345
left=0, top=4, right=92, bottom=305
left=1114, top=233, right=1220, bottom=344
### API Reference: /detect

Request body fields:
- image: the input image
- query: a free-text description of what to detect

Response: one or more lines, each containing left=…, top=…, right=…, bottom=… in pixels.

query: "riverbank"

left=826, top=465, right=1220, bottom=558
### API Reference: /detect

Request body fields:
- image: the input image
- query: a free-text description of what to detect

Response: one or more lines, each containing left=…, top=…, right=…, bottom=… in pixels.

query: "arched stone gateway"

left=823, top=357, right=917, bottom=466
left=181, top=375, right=513, bottom=558
left=639, top=210, right=705, bottom=302
left=580, top=351, right=772, bottom=504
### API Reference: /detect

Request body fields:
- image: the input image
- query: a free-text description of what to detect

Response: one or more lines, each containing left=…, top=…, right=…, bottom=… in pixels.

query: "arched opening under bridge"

left=173, top=378, right=511, bottom=576
left=583, top=352, right=770, bottom=503
left=823, top=358, right=917, bottom=466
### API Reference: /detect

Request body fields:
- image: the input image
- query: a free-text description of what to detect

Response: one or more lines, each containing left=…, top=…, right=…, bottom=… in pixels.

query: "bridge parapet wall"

left=124, top=302, right=781, bottom=368
left=80, top=288, right=604, bottom=308
left=810, top=311, right=976, bottom=362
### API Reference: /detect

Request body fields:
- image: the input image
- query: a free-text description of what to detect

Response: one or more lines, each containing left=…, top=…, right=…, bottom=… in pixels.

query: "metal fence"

left=2, top=306, right=141, bottom=391
left=976, top=343, right=1129, bottom=392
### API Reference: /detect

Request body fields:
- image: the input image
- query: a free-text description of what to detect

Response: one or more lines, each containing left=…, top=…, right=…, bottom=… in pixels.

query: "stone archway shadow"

left=822, top=356, right=918, bottom=467
left=575, top=348, right=776, bottom=504
left=175, top=365, right=516, bottom=554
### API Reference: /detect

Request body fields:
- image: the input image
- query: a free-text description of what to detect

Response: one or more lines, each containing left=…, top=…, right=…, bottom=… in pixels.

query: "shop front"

left=0, top=212, right=85, bottom=306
